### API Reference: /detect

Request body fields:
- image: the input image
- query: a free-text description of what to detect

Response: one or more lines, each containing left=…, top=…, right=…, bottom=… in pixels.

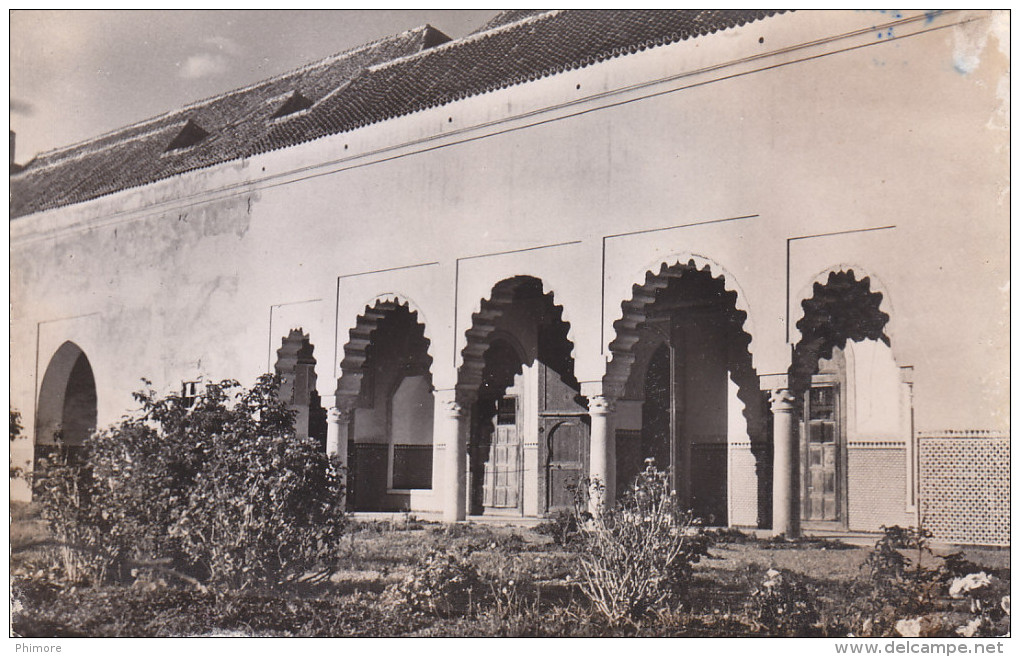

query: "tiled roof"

left=10, top=10, right=781, bottom=218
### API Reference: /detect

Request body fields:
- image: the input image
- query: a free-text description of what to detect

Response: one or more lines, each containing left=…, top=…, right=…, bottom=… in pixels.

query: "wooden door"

left=545, top=418, right=587, bottom=512
left=802, top=384, right=840, bottom=522
left=483, top=396, right=521, bottom=509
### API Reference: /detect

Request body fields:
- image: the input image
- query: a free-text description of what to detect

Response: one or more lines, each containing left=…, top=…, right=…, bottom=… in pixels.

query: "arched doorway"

left=274, top=329, right=327, bottom=448
left=607, top=260, right=764, bottom=526
left=459, top=276, right=583, bottom=517
left=337, top=300, right=434, bottom=511
left=470, top=337, right=526, bottom=512
left=36, top=341, right=97, bottom=466
left=790, top=269, right=898, bottom=530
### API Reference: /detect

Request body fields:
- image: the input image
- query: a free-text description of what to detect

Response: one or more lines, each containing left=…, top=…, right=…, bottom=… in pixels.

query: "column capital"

left=434, top=388, right=467, bottom=418
left=442, top=399, right=465, bottom=418
left=588, top=394, right=615, bottom=416
left=328, top=406, right=353, bottom=423
left=768, top=388, right=796, bottom=413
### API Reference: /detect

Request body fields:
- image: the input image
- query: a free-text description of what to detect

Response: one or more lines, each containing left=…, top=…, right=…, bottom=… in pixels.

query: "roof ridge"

left=30, top=23, right=438, bottom=164
left=26, top=121, right=189, bottom=173
left=12, top=10, right=786, bottom=218
left=367, top=10, right=563, bottom=74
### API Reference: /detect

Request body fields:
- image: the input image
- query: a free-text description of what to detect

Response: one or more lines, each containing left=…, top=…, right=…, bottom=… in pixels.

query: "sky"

left=9, top=10, right=499, bottom=163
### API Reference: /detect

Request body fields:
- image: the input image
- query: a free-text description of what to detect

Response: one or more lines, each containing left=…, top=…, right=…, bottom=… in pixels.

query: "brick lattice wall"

left=728, top=442, right=759, bottom=527
left=847, top=446, right=914, bottom=532
left=919, top=432, right=1009, bottom=546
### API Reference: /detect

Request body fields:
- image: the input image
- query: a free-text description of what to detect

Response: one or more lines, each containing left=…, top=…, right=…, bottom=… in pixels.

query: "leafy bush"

left=574, top=460, right=708, bottom=627
left=32, top=448, right=116, bottom=585
left=38, top=375, right=346, bottom=590
left=389, top=547, right=482, bottom=617
left=744, top=567, right=820, bottom=635
left=167, top=377, right=347, bottom=588
left=11, top=408, right=27, bottom=479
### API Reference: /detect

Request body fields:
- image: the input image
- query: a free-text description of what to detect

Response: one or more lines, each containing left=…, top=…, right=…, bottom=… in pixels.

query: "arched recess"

left=789, top=269, right=890, bottom=397
left=336, top=299, right=434, bottom=511
left=791, top=264, right=899, bottom=360
left=273, top=329, right=327, bottom=447
left=606, top=253, right=759, bottom=385
left=458, top=276, right=577, bottom=398
left=458, top=276, right=584, bottom=517
left=36, top=341, right=97, bottom=466
left=789, top=268, right=900, bottom=531
left=606, top=259, right=765, bottom=527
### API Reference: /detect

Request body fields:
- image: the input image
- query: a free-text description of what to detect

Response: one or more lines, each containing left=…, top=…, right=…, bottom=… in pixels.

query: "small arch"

left=337, top=299, right=435, bottom=511
left=605, top=256, right=758, bottom=396
left=457, top=275, right=578, bottom=399
left=336, top=298, right=434, bottom=409
left=273, top=329, right=327, bottom=446
left=790, top=269, right=891, bottom=397
left=791, top=264, right=898, bottom=351
left=358, top=291, right=437, bottom=365
left=36, top=341, right=97, bottom=464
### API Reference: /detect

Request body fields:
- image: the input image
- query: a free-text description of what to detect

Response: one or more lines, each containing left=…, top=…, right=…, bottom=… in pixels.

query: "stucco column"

left=588, top=394, right=616, bottom=511
left=435, top=390, right=468, bottom=522
left=326, top=405, right=352, bottom=482
left=769, top=388, right=799, bottom=537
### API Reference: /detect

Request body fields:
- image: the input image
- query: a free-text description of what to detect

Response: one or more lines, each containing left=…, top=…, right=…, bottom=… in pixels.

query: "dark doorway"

left=35, top=341, right=97, bottom=468
left=791, top=270, right=890, bottom=530
left=544, top=417, right=587, bottom=512
left=470, top=339, right=524, bottom=515
left=608, top=262, right=764, bottom=527
left=460, top=276, right=584, bottom=518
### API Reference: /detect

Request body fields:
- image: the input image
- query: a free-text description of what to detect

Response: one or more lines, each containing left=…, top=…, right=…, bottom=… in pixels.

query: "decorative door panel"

left=803, top=384, right=840, bottom=522
left=483, top=396, right=521, bottom=509
left=545, top=418, right=587, bottom=512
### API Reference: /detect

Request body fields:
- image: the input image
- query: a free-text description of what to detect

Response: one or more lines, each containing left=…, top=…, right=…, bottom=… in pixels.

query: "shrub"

left=535, top=508, right=583, bottom=548
left=390, top=547, right=482, bottom=617
left=168, top=376, right=347, bottom=589
left=40, top=375, right=346, bottom=590
left=744, top=567, right=821, bottom=635
left=850, top=525, right=948, bottom=636
left=574, top=460, right=708, bottom=627
left=11, top=408, right=26, bottom=479
left=32, top=447, right=116, bottom=585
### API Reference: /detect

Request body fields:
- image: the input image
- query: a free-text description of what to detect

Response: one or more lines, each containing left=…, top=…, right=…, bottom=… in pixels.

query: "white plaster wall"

left=845, top=340, right=907, bottom=442
left=391, top=376, right=434, bottom=446
left=10, top=11, right=1008, bottom=500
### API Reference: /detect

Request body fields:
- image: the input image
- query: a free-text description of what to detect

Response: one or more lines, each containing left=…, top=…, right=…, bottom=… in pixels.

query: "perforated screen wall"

left=919, top=432, right=1009, bottom=546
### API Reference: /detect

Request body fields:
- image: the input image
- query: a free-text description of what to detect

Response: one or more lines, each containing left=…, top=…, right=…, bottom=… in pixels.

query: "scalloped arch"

left=788, top=266, right=898, bottom=399
left=335, top=296, right=434, bottom=410
left=604, top=253, right=759, bottom=393
left=457, top=275, right=579, bottom=396
left=791, top=264, right=898, bottom=354
left=359, top=291, right=438, bottom=363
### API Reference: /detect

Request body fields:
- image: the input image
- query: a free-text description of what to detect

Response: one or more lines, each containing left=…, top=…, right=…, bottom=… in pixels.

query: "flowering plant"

left=574, top=460, right=707, bottom=626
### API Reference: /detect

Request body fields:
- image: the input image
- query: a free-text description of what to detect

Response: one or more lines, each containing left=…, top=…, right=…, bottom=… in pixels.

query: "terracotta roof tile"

left=10, top=10, right=781, bottom=218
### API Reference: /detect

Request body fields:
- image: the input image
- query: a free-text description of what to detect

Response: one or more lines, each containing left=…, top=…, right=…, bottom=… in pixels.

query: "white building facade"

left=10, top=10, right=1009, bottom=542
